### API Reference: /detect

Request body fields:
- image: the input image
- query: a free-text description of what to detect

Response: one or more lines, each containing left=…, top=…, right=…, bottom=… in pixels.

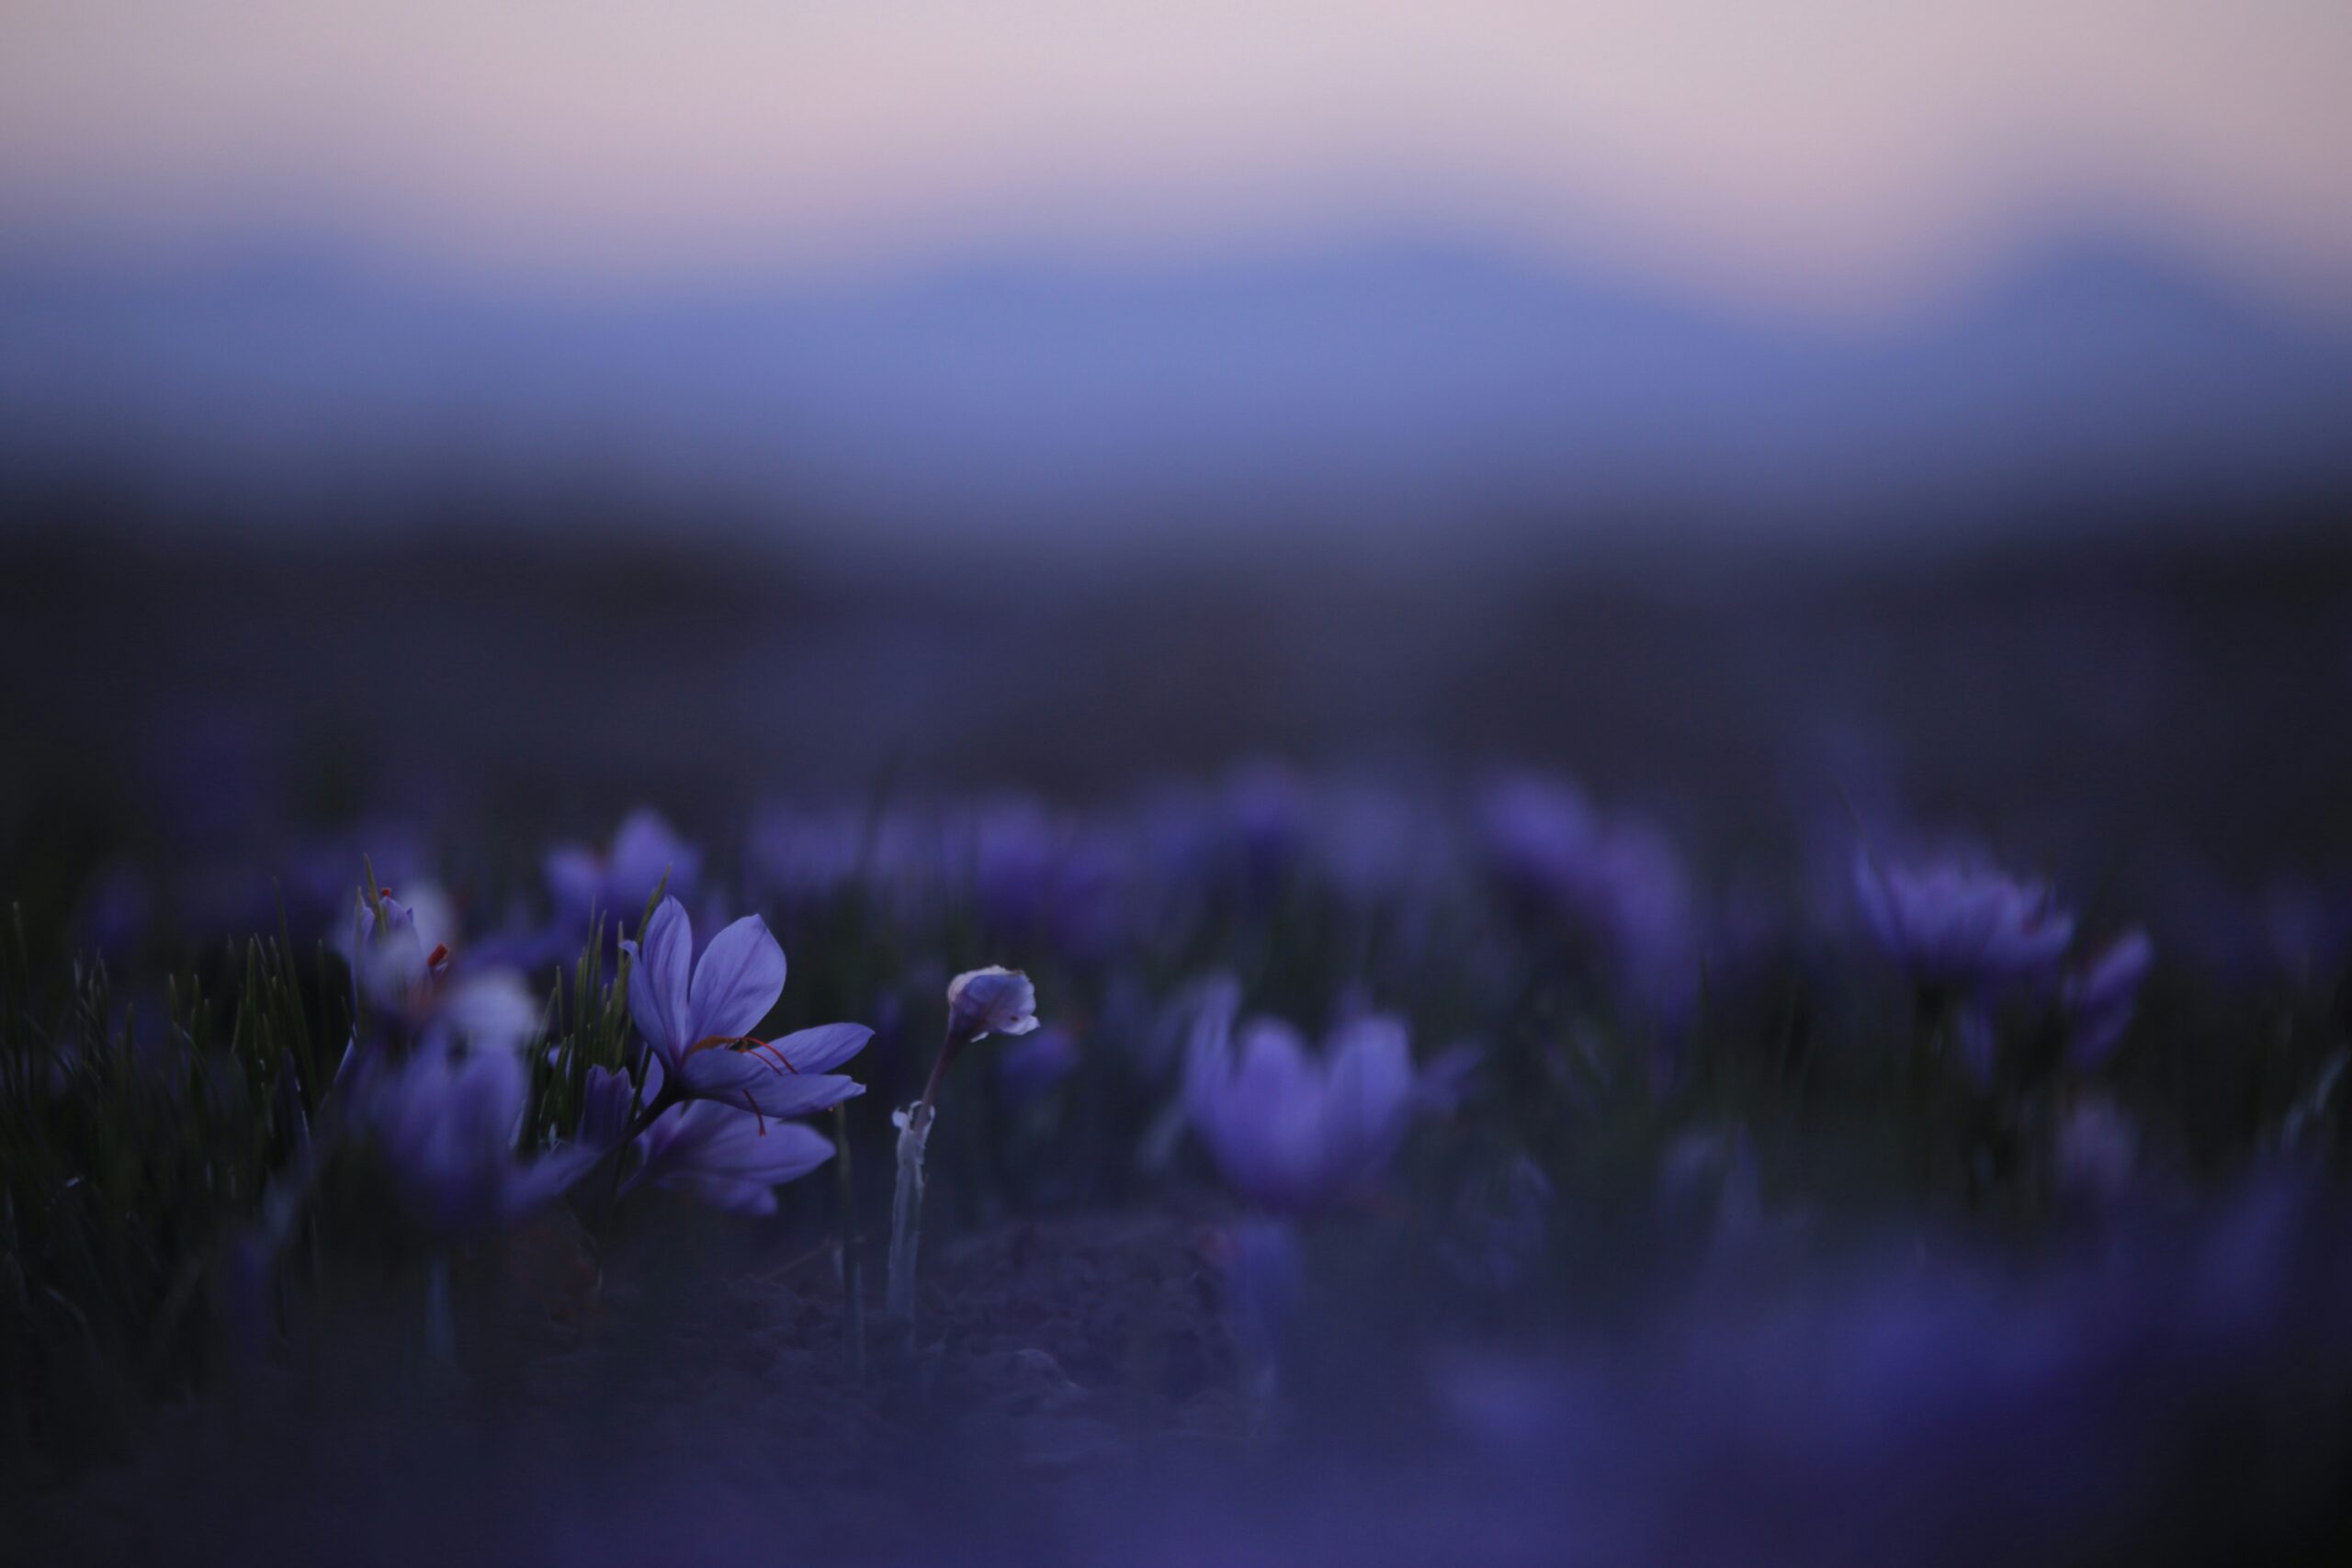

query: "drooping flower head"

left=1184, top=1001, right=1419, bottom=1213
left=903, top=966, right=1043, bottom=1133
left=946, top=965, right=1040, bottom=1045
left=621, top=896, right=871, bottom=1120
left=1852, top=850, right=2076, bottom=995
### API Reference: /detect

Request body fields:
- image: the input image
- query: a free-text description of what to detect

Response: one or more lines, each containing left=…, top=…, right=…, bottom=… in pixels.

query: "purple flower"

left=366, top=1044, right=595, bottom=1241
left=2063, top=930, right=2154, bottom=1069
left=578, top=1063, right=641, bottom=1152
left=946, top=965, right=1040, bottom=1044
left=1475, top=773, right=1599, bottom=912
left=582, top=1044, right=848, bottom=1217
left=546, top=807, right=701, bottom=925
left=1223, top=761, right=1309, bottom=885
left=620, top=897, right=871, bottom=1119
left=1852, top=851, right=2076, bottom=994
left=631, top=1099, right=836, bottom=1216
left=1476, top=773, right=1700, bottom=1017
left=1184, top=1008, right=1418, bottom=1213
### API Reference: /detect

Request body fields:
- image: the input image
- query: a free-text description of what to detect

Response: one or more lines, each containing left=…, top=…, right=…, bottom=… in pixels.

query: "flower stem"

left=596, top=1079, right=680, bottom=1213
left=887, top=1025, right=970, bottom=1334
left=885, top=1102, right=929, bottom=1325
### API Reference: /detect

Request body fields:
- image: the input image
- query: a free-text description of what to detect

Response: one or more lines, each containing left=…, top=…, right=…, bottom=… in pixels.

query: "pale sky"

left=3, top=1, right=2349, bottom=314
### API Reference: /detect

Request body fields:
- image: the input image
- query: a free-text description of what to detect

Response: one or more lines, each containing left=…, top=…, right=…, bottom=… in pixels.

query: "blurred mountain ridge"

left=4, top=230, right=2347, bottom=549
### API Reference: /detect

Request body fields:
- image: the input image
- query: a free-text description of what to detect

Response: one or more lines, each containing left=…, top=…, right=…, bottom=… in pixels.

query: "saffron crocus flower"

left=367, top=1044, right=596, bottom=1241
left=2063, top=930, right=2154, bottom=1069
left=1222, top=760, right=1309, bottom=886
left=581, top=1051, right=842, bottom=1216
left=1184, top=1010, right=1418, bottom=1213
left=1476, top=772, right=1600, bottom=913
left=621, top=897, right=871, bottom=1120
left=629, top=1099, right=836, bottom=1216
left=1852, top=851, right=2076, bottom=993
left=546, top=807, right=702, bottom=925
left=1476, top=773, right=1700, bottom=1019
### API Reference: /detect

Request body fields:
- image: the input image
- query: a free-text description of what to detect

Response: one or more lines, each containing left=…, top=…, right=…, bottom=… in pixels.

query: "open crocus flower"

left=1184, top=1009, right=1419, bottom=1213
left=621, top=897, right=871, bottom=1120
left=946, top=965, right=1040, bottom=1044
left=1852, top=851, right=2076, bottom=994
left=367, top=1043, right=597, bottom=1241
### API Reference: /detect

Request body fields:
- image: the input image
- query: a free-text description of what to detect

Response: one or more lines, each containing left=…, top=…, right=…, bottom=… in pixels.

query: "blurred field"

left=6, top=490, right=2350, bottom=838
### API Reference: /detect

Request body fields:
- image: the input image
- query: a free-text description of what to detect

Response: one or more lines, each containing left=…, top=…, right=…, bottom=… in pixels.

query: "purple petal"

left=673, top=1049, right=865, bottom=1118
left=1324, top=1014, right=1415, bottom=1180
left=626, top=897, right=695, bottom=1063
left=687, top=914, right=786, bottom=1043
left=764, top=1022, right=873, bottom=1075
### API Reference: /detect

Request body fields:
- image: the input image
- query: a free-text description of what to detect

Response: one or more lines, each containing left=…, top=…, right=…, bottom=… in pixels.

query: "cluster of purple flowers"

left=1852, top=846, right=2153, bottom=1081
left=18, top=749, right=2352, bottom=1568
left=348, top=888, right=872, bottom=1240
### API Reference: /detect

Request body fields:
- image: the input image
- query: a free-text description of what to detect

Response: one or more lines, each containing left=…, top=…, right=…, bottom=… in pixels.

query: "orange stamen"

left=685, top=1035, right=798, bottom=1077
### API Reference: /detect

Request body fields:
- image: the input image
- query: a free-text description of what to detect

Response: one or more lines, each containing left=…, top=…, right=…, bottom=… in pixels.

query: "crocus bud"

left=946, top=965, right=1040, bottom=1044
